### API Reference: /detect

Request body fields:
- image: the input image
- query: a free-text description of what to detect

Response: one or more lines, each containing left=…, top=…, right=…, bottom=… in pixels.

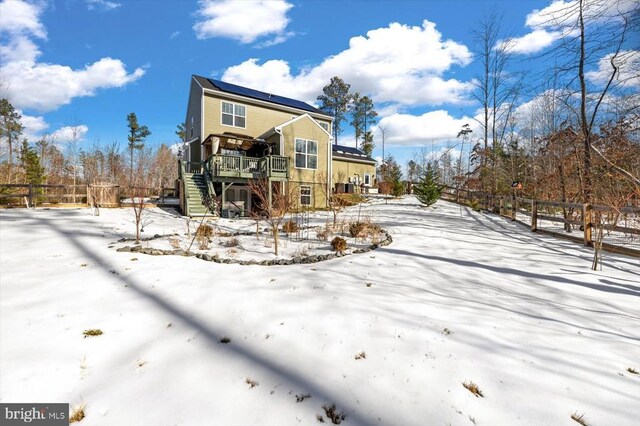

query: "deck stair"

left=183, top=172, right=211, bottom=216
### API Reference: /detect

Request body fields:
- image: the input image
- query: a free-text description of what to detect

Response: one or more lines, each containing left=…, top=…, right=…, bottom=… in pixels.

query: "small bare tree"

left=247, top=178, right=292, bottom=256
left=318, top=171, right=345, bottom=226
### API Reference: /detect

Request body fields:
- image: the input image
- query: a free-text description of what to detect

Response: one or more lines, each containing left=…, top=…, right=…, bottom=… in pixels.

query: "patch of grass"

left=571, top=412, right=589, bottom=426
left=365, top=282, right=373, bottom=287
left=355, top=351, right=366, bottom=360
left=245, top=378, right=259, bottom=389
left=69, top=403, right=86, bottom=423
left=220, top=336, right=231, bottom=344
left=80, top=263, right=87, bottom=267
left=463, top=381, right=484, bottom=398
left=130, top=257, right=138, bottom=261
left=316, top=414, right=325, bottom=423
left=321, top=404, right=347, bottom=424
left=627, top=367, right=638, bottom=374
left=82, top=329, right=102, bottom=338
left=169, top=236, right=181, bottom=249
left=442, top=328, right=452, bottom=335
left=296, top=393, right=311, bottom=403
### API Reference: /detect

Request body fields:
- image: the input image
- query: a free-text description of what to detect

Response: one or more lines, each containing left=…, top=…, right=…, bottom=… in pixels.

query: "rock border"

left=115, top=230, right=393, bottom=266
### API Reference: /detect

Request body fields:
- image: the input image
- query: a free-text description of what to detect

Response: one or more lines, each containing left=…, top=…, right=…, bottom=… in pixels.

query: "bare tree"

left=538, top=0, right=639, bottom=202
left=318, top=171, right=346, bottom=226
left=247, top=178, right=293, bottom=256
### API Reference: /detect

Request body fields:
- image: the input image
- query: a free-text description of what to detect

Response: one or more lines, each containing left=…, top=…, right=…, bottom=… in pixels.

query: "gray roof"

left=332, top=144, right=376, bottom=164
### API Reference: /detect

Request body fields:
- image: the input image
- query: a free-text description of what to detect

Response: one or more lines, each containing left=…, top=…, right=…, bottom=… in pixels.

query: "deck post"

left=583, top=204, right=592, bottom=246
left=531, top=199, right=538, bottom=231
left=511, top=194, right=517, bottom=221
left=268, top=179, right=273, bottom=210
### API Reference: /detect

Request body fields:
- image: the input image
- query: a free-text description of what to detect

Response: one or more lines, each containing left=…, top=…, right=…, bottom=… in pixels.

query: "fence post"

left=531, top=199, right=538, bottom=231
left=28, top=184, right=33, bottom=207
left=512, top=194, right=517, bottom=221
left=499, top=196, right=504, bottom=216
left=583, top=204, right=592, bottom=246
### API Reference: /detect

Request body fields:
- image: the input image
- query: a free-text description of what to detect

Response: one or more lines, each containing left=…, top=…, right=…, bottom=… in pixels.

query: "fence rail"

left=0, top=183, right=178, bottom=208
left=441, top=186, right=640, bottom=257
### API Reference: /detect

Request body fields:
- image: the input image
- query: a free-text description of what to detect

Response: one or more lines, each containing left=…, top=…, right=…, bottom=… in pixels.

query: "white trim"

left=200, top=85, right=204, bottom=161
left=332, top=156, right=377, bottom=165
left=202, top=87, right=333, bottom=123
left=300, top=185, right=312, bottom=206
left=220, top=100, right=247, bottom=129
left=294, top=138, right=318, bottom=170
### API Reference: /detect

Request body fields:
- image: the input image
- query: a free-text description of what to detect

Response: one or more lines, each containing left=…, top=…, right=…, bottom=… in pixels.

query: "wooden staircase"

left=183, top=172, right=211, bottom=216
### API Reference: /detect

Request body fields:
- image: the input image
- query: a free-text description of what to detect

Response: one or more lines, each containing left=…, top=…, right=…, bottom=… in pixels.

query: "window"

left=190, top=116, right=194, bottom=138
left=300, top=186, right=311, bottom=206
left=221, top=101, right=246, bottom=128
left=295, top=138, right=318, bottom=169
left=319, top=122, right=329, bottom=132
left=364, top=174, right=371, bottom=185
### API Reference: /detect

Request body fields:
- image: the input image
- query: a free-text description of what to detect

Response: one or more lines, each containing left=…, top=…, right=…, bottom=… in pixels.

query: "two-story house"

left=180, top=75, right=375, bottom=217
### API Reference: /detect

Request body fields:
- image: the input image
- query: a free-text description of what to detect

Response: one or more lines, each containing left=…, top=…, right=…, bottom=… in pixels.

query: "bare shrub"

left=245, top=377, right=259, bottom=389
left=169, top=236, right=181, bottom=249
left=69, top=402, right=86, bottom=423
left=282, top=219, right=299, bottom=234
left=355, top=351, right=366, bottom=360
left=294, top=244, right=309, bottom=257
left=331, top=237, right=347, bottom=253
left=321, top=404, right=346, bottom=424
left=349, top=221, right=366, bottom=237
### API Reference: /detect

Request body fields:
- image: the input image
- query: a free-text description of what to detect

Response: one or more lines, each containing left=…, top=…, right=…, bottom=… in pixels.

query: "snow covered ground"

left=1, top=197, right=638, bottom=426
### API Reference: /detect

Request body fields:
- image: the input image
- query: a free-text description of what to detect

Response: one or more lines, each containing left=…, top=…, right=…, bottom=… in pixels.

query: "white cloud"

left=19, top=111, right=48, bottom=141
left=2, top=58, right=146, bottom=112
left=194, top=0, right=293, bottom=44
left=375, top=110, right=477, bottom=146
left=498, top=29, right=563, bottom=54
left=503, top=0, right=639, bottom=55
left=0, top=0, right=46, bottom=38
left=50, top=125, right=89, bottom=142
left=86, top=0, right=121, bottom=11
left=221, top=20, right=473, bottom=108
left=586, top=50, right=640, bottom=88
left=0, top=0, right=145, bottom=112
left=169, top=31, right=180, bottom=40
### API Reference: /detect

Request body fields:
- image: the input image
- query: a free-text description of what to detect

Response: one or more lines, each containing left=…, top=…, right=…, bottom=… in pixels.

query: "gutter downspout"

left=328, top=136, right=334, bottom=203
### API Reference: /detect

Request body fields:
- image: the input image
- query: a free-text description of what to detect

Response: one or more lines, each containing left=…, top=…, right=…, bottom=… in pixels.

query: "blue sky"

left=1, top=0, right=637, bottom=169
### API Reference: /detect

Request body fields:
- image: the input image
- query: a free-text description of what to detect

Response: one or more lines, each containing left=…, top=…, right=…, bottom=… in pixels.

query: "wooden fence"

left=441, top=186, right=640, bottom=257
left=0, top=183, right=178, bottom=208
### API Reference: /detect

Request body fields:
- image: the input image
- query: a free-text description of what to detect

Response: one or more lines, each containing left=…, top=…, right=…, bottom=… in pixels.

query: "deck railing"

left=206, top=155, right=288, bottom=179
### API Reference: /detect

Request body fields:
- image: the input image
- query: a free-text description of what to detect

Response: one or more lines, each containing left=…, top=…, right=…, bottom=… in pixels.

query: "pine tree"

left=19, top=140, right=45, bottom=185
left=126, top=113, right=151, bottom=185
left=414, top=162, right=441, bottom=206
left=361, top=131, right=375, bottom=157
left=317, top=77, right=351, bottom=144
left=384, top=155, right=404, bottom=197
left=0, top=98, right=24, bottom=183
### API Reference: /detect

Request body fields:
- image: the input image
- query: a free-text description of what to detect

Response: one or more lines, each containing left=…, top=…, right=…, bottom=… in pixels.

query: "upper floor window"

left=318, top=122, right=329, bottom=132
left=295, top=138, right=318, bottom=169
left=221, top=101, right=246, bottom=128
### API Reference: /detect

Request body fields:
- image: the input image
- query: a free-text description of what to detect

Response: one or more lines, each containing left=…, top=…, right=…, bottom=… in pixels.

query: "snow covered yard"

left=1, top=197, right=638, bottom=426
